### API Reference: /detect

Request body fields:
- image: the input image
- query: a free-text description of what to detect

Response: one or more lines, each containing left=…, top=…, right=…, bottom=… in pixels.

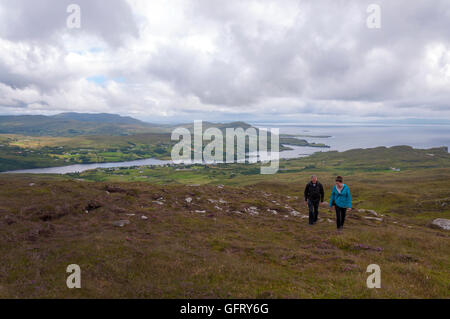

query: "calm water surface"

left=4, top=124, right=449, bottom=174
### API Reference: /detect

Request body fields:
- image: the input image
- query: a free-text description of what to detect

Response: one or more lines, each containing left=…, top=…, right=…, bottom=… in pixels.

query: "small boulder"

left=112, top=220, right=130, bottom=227
left=367, top=210, right=378, bottom=217
left=245, top=207, right=259, bottom=216
left=290, top=210, right=301, bottom=217
left=431, top=218, right=450, bottom=230
left=364, top=216, right=383, bottom=222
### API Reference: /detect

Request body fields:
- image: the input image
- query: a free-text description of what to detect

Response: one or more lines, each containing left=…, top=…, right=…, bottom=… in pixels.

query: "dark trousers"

left=308, top=199, right=320, bottom=224
left=335, top=205, right=347, bottom=229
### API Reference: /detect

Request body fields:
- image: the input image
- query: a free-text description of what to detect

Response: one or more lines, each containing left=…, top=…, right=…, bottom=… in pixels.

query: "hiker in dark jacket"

left=304, top=175, right=325, bottom=225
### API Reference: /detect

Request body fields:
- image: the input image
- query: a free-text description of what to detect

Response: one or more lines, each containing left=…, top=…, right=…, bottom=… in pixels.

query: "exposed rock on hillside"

left=431, top=218, right=450, bottom=230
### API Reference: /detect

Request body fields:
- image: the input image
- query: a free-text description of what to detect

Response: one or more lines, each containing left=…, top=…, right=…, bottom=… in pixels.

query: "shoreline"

left=2, top=145, right=448, bottom=175
left=2, top=144, right=319, bottom=174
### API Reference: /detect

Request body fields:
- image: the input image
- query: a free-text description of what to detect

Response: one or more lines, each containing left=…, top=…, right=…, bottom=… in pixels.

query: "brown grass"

left=0, top=175, right=449, bottom=298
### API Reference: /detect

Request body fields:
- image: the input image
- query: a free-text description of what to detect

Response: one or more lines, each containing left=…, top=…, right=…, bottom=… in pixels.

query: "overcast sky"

left=0, top=0, right=449, bottom=123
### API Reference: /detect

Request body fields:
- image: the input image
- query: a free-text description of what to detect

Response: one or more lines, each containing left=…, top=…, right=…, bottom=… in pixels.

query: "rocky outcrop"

left=431, top=218, right=450, bottom=230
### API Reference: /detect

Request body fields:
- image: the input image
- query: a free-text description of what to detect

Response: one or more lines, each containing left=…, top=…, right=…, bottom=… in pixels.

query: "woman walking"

left=329, top=176, right=352, bottom=231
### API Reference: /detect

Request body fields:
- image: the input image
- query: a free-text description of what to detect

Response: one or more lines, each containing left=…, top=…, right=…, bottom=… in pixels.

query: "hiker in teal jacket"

left=329, top=176, right=352, bottom=230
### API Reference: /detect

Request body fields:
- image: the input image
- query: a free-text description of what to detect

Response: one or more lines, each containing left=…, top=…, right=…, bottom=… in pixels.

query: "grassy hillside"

left=0, top=175, right=448, bottom=298
left=0, top=146, right=449, bottom=298
left=72, top=146, right=450, bottom=219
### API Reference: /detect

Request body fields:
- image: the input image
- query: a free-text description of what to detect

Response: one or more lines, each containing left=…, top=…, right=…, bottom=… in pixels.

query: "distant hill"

left=0, top=113, right=257, bottom=137
left=0, top=113, right=159, bottom=136
left=174, top=121, right=253, bottom=132
left=52, top=112, right=146, bottom=125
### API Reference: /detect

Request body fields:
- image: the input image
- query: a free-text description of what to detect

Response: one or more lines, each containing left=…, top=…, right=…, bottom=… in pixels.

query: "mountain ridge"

left=0, top=113, right=256, bottom=137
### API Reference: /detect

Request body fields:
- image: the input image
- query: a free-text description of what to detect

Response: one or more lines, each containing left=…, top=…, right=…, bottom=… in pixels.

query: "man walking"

left=304, top=175, right=324, bottom=225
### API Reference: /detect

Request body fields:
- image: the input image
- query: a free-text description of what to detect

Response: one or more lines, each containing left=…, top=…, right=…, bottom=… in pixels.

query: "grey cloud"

left=0, top=0, right=138, bottom=46
left=0, top=62, right=33, bottom=90
left=0, top=44, right=76, bottom=93
left=178, top=0, right=450, bottom=107
left=0, top=99, right=29, bottom=108
left=0, top=0, right=450, bottom=120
